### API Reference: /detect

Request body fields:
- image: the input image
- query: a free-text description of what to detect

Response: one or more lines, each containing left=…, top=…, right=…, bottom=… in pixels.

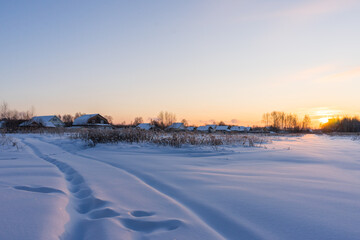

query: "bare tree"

left=0, top=102, right=34, bottom=120
left=104, top=115, right=113, bottom=124
left=157, top=111, right=176, bottom=128
left=302, top=115, right=311, bottom=130
left=0, top=102, right=9, bottom=119
left=75, top=112, right=86, bottom=119
left=218, top=121, right=226, bottom=126
left=181, top=119, right=188, bottom=127
left=133, top=117, right=143, bottom=126
left=262, top=113, right=270, bottom=127
left=262, top=111, right=303, bottom=131
left=62, top=114, right=74, bottom=127
left=271, top=111, right=281, bottom=129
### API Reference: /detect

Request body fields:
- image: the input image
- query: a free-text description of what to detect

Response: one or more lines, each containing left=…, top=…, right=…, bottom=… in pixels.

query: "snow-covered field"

left=1, top=134, right=360, bottom=240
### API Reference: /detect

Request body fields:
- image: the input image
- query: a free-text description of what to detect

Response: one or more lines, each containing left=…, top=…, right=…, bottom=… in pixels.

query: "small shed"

left=20, top=116, right=65, bottom=128
left=73, top=114, right=110, bottom=127
left=167, top=122, right=186, bottom=131
left=136, top=123, right=155, bottom=130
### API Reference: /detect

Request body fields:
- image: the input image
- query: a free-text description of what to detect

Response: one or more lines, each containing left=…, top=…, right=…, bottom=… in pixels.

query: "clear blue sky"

left=1, top=0, right=360, bottom=125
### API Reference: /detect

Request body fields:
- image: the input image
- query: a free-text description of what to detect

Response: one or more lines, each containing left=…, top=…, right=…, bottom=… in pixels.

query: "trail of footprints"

left=22, top=143, right=182, bottom=237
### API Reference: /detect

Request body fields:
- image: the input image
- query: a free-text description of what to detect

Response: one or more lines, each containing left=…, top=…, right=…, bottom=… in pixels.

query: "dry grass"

left=0, top=133, right=20, bottom=150
left=71, top=128, right=267, bottom=148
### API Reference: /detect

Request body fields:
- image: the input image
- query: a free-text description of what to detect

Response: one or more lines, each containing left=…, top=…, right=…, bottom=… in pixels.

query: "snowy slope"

left=1, top=134, right=360, bottom=239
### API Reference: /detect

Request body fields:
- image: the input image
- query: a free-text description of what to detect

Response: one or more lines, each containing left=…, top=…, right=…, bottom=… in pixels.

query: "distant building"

left=136, top=123, right=155, bottom=130
left=244, top=127, right=251, bottom=132
left=230, top=126, right=245, bottom=132
left=215, top=125, right=230, bottom=133
left=0, top=120, right=6, bottom=129
left=167, top=122, right=186, bottom=131
left=20, top=116, right=65, bottom=128
left=186, top=126, right=196, bottom=131
left=73, top=114, right=110, bottom=127
left=230, top=126, right=251, bottom=132
left=206, top=124, right=217, bottom=130
left=197, top=125, right=216, bottom=133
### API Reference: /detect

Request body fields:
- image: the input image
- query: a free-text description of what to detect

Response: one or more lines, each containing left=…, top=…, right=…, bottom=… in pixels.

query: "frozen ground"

left=0, top=134, right=360, bottom=240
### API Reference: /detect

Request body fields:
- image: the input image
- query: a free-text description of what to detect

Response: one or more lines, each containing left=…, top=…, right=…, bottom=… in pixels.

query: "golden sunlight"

left=319, top=117, right=329, bottom=124
left=307, top=108, right=343, bottom=127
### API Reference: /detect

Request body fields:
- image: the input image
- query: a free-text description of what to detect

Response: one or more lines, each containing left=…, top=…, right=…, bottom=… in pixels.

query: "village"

left=0, top=113, right=253, bottom=133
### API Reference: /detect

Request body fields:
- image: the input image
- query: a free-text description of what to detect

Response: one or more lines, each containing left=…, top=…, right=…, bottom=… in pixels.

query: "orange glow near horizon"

left=308, top=108, right=344, bottom=127
left=319, top=117, right=329, bottom=124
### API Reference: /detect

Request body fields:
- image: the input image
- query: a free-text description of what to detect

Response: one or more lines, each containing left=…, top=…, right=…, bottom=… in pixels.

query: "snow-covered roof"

left=187, top=126, right=196, bottom=131
left=206, top=124, right=217, bottom=129
left=230, top=126, right=245, bottom=132
left=197, top=126, right=211, bottom=131
left=216, top=125, right=230, bottom=131
left=73, top=114, right=99, bottom=126
left=20, top=115, right=64, bottom=128
left=137, top=123, right=154, bottom=130
left=167, top=122, right=186, bottom=130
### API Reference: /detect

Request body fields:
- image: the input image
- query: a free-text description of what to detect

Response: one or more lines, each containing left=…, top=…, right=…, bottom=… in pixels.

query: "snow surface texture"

left=1, top=134, right=360, bottom=239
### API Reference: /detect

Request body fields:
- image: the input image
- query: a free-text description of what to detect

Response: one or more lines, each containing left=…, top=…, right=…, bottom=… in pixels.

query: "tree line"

left=0, top=102, right=35, bottom=120
left=262, top=111, right=311, bottom=131
left=321, top=116, right=360, bottom=132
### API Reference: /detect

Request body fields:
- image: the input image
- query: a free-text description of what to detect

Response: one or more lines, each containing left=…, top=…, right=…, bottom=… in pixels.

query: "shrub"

left=0, top=133, right=20, bottom=150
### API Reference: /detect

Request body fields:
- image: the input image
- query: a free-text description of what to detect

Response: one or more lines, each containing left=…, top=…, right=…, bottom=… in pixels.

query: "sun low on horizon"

left=319, top=117, right=329, bottom=124
left=302, top=108, right=346, bottom=127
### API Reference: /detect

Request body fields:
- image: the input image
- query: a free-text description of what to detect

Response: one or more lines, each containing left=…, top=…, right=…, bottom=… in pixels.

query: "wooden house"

left=136, top=123, right=155, bottom=130
left=19, top=115, right=65, bottom=128
left=166, top=122, right=186, bottom=131
left=73, top=114, right=110, bottom=127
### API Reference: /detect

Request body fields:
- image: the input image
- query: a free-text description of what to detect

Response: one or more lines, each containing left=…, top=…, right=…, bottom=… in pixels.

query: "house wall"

left=88, top=115, right=109, bottom=124
left=50, top=117, right=65, bottom=127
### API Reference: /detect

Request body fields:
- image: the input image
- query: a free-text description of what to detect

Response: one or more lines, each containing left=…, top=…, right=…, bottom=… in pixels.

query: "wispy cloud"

left=273, top=0, right=357, bottom=20
left=273, top=64, right=360, bottom=86
left=316, top=66, right=360, bottom=83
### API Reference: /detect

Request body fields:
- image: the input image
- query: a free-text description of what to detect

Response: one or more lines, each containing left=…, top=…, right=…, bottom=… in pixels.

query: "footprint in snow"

left=130, top=210, right=155, bottom=217
left=13, top=186, right=65, bottom=194
left=88, top=208, right=121, bottom=219
left=119, top=218, right=182, bottom=233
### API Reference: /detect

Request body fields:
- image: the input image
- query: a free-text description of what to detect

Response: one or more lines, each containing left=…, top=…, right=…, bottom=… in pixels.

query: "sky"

left=1, top=0, right=360, bottom=126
